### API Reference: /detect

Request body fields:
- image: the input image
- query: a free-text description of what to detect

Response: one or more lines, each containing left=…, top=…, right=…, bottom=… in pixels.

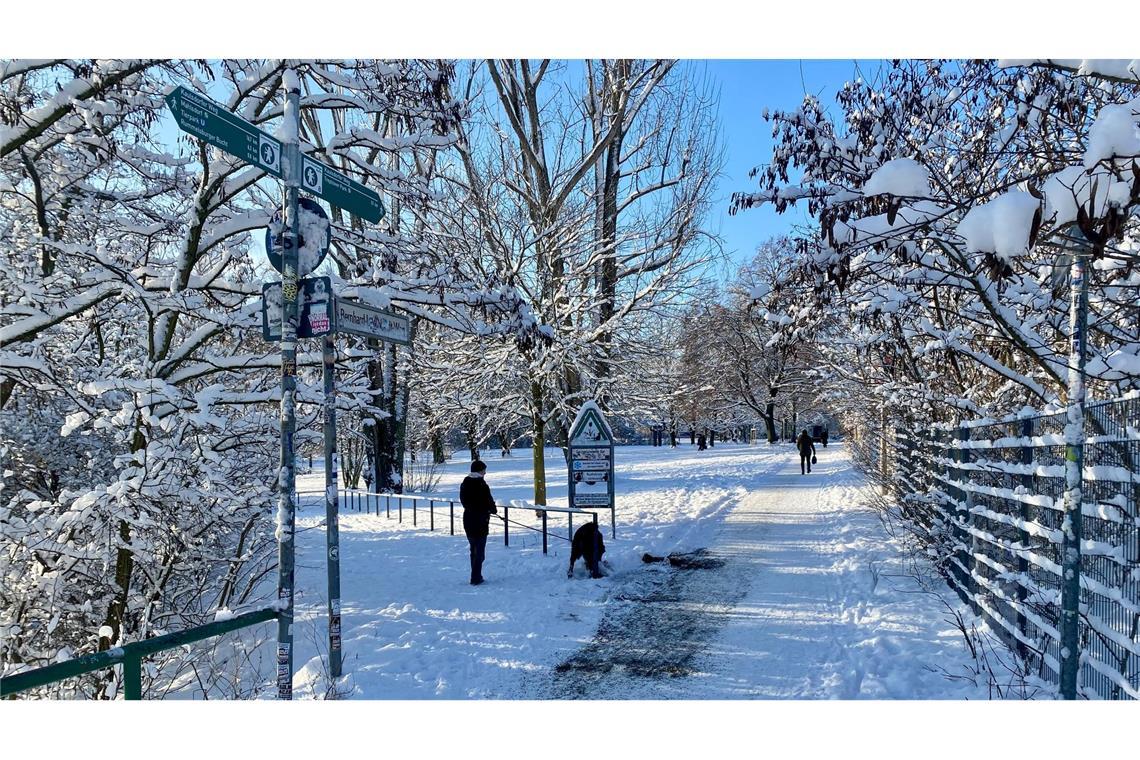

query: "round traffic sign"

left=265, top=197, right=331, bottom=276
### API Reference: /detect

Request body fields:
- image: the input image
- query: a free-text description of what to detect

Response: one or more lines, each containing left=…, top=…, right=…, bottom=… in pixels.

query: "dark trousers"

left=800, top=453, right=812, bottom=474
left=466, top=531, right=488, bottom=582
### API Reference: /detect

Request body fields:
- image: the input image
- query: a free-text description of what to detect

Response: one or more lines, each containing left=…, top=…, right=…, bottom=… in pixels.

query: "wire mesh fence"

left=890, top=395, right=1139, bottom=700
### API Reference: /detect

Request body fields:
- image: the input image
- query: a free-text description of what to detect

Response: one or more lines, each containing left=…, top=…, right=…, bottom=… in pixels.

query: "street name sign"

left=333, top=298, right=410, bottom=345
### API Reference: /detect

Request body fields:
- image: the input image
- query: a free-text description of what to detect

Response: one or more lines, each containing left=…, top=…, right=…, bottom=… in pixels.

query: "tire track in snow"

left=523, top=456, right=787, bottom=699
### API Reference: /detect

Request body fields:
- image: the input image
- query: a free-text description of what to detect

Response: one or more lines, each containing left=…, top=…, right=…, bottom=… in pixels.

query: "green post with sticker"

left=275, top=72, right=301, bottom=700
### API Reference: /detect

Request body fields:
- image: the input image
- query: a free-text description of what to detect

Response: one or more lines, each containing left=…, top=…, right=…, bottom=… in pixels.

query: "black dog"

left=568, top=521, right=605, bottom=579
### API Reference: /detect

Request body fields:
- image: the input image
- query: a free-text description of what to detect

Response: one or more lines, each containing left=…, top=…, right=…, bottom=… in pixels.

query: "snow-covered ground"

left=286, top=442, right=1017, bottom=700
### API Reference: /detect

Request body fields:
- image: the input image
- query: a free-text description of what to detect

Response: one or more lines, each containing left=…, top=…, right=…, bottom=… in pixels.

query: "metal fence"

left=894, top=395, right=1139, bottom=700
left=297, top=489, right=599, bottom=555
left=0, top=607, right=278, bottom=699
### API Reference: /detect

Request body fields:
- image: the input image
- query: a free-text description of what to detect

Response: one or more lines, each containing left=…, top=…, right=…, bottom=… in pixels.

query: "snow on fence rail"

left=893, top=395, right=1140, bottom=700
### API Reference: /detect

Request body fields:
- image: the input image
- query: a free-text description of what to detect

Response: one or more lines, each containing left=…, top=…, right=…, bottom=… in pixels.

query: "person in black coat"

left=796, top=429, right=816, bottom=474
left=460, top=459, right=498, bottom=585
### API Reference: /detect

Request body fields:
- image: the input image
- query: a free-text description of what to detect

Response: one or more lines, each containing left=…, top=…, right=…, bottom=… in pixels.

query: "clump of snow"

left=862, top=158, right=930, bottom=198
left=268, top=203, right=330, bottom=276
left=998, top=59, right=1140, bottom=83
left=296, top=205, right=330, bottom=275
left=1104, top=350, right=1140, bottom=375
left=1084, top=99, right=1140, bottom=168
left=1042, top=165, right=1131, bottom=226
left=957, top=191, right=1040, bottom=259
left=214, top=608, right=235, bottom=622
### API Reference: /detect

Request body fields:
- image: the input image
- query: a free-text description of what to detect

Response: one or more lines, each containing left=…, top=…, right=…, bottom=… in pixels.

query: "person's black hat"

left=470, top=460, right=487, bottom=473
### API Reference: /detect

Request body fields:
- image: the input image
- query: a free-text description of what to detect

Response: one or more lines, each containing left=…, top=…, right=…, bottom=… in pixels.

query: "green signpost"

left=167, top=85, right=384, bottom=223
left=166, top=77, right=391, bottom=697
left=167, top=86, right=282, bottom=178
left=301, top=155, right=385, bottom=223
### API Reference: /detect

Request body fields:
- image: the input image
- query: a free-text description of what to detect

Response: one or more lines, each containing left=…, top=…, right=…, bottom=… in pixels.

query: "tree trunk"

left=531, top=381, right=547, bottom=504
left=367, top=343, right=403, bottom=494
left=430, top=430, right=445, bottom=465
left=100, top=420, right=147, bottom=654
left=764, top=399, right=777, bottom=443
left=465, top=423, right=479, bottom=461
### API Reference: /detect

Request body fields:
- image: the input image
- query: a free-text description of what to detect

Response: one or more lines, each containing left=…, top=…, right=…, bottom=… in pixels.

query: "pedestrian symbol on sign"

left=258, top=135, right=279, bottom=173
left=302, top=158, right=323, bottom=195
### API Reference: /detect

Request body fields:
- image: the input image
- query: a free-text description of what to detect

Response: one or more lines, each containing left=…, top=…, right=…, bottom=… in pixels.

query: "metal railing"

left=509, top=500, right=599, bottom=555
left=0, top=607, right=279, bottom=699
left=300, top=489, right=599, bottom=553
left=893, top=395, right=1139, bottom=700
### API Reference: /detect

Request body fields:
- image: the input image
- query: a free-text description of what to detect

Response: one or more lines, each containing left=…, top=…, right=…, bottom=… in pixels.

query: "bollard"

left=429, top=500, right=434, bottom=531
left=449, top=501, right=455, bottom=535
left=398, top=496, right=403, bottom=523
left=542, top=510, right=548, bottom=555
left=413, top=497, right=417, bottom=527
left=503, top=502, right=509, bottom=546
left=386, top=494, right=390, bottom=519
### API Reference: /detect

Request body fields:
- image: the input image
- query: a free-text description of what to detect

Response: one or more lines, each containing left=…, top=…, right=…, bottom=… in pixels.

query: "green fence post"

left=123, top=654, right=142, bottom=700
left=274, top=70, right=302, bottom=702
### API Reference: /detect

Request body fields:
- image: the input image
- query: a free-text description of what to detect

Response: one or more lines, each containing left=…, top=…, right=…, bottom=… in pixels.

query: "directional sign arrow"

left=168, top=87, right=385, bottom=224
left=166, top=86, right=282, bottom=177
left=301, top=155, right=385, bottom=224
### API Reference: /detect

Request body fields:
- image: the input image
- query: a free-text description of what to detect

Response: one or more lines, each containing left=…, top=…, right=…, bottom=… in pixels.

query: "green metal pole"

left=123, top=654, right=142, bottom=700
left=1059, top=237, right=1089, bottom=700
left=323, top=334, right=342, bottom=679
left=276, top=70, right=301, bottom=701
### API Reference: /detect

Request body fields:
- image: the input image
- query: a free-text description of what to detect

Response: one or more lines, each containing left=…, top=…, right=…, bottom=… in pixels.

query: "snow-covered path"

left=521, top=448, right=1007, bottom=699
left=288, top=443, right=1016, bottom=699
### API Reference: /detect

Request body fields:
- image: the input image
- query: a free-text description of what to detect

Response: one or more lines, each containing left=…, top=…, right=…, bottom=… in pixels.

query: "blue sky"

left=161, top=60, right=883, bottom=279
left=702, top=59, right=881, bottom=274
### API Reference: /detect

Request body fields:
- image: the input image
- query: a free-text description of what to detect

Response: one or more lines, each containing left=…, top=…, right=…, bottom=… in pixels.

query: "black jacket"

left=796, top=432, right=816, bottom=456
left=460, top=474, right=498, bottom=536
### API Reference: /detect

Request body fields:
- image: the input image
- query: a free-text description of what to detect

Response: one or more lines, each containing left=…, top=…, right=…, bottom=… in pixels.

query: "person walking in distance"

left=460, top=460, right=498, bottom=585
left=796, top=429, right=817, bottom=474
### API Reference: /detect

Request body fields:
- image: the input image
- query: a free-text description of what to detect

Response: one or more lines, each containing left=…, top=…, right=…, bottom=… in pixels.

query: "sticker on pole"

left=265, top=197, right=331, bottom=276
left=261, top=277, right=334, bottom=341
